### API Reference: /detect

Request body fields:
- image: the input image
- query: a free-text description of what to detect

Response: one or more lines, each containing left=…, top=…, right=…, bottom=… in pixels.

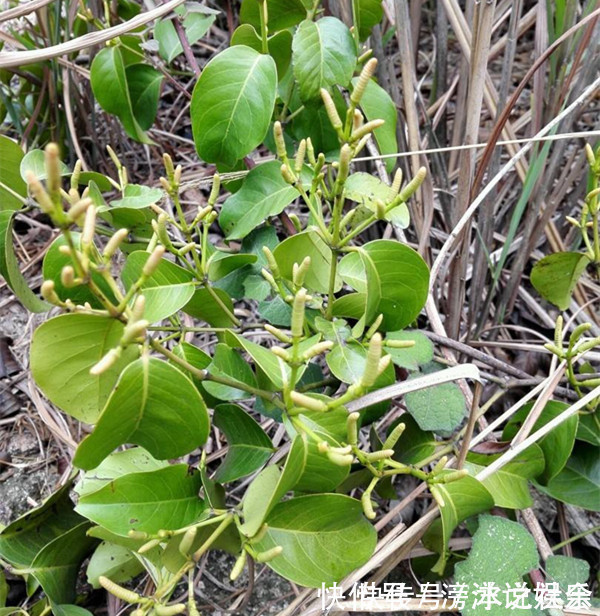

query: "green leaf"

left=292, top=17, right=356, bottom=101
left=0, top=135, right=27, bottom=211
left=354, top=77, right=398, bottom=173
left=184, top=286, right=237, bottom=327
left=326, top=340, right=366, bottom=384
left=455, top=515, right=539, bottom=616
left=19, top=149, right=70, bottom=182
left=465, top=445, right=546, bottom=509
left=125, top=64, right=162, bottom=131
left=31, top=314, right=139, bottom=423
left=213, top=403, right=273, bottom=483
left=258, top=295, right=292, bottom=326
left=390, top=414, right=436, bottom=465
left=354, top=0, right=384, bottom=40
left=536, top=442, right=600, bottom=511
left=531, top=251, right=591, bottom=310
left=231, top=24, right=293, bottom=77
left=76, top=465, right=206, bottom=536
left=219, top=161, right=302, bottom=240
left=90, top=47, right=153, bottom=144
left=191, top=45, right=277, bottom=166
left=171, top=342, right=216, bottom=405
left=546, top=554, right=590, bottom=591
left=253, top=494, right=376, bottom=587
left=0, top=210, right=50, bottom=312
left=337, top=240, right=429, bottom=330
left=154, top=10, right=215, bottom=63
left=274, top=230, right=341, bottom=294
left=42, top=233, right=117, bottom=309
left=207, top=251, right=257, bottom=281
left=404, top=365, right=466, bottom=434
left=384, top=330, right=434, bottom=370
left=28, top=522, right=96, bottom=604
left=241, top=435, right=307, bottom=537
left=425, top=473, right=494, bottom=574
left=110, top=184, right=163, bottom=208
left=344, top=172, right=408, bottom=227
left=74, top=447, right=169, bottom=498
left=0, top=481, right=84, bottom=568
left=73, top=357, right=209, bottom=470
left=51, top=606, right=94, bottom=616
left=240, top=0, right=306, bottom=31
left=121, top=251, right=195, bottom=323
left=577, top=409, right=600, bottom=445
left=503, top=401, right=578, bottom=484
left=203, top=343, right=257, bottom=400
left=86, top=541, right=144, bottom=589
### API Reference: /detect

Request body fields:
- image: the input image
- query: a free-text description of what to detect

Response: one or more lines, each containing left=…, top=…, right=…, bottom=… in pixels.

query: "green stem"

left=325, top=249, right=339, bottom=320
left=258, top=0, right=269, bottom=54
left=204, top=283, right=240, bottom=326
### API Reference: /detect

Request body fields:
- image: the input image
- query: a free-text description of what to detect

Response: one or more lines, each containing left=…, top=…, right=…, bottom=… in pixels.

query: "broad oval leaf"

left=90, top=47, right=153, bottom=144
left=253, top=494, right=376, bottom=587
left=75, top=465, right=206, bottom=536
left=73, top=356, right=209, bottom=470
left=384, top=330, right=434, bottom=370
left=20, top=149, right=70, bottom=182
left=0, top=210, right=50, bottom=312
left=86, top=541, right=144, bottom=589
left=231, top=24, right=293, bottom=77
left=354, top=0, right=384, bottom=40
left=240, top=0, right=306, bottom=31
left=219, top=161, right=302, bottom=240
left=31, top=314, right=138, bottom=423
left=191, top=45, right=277, bottom=166
left=184, top=286, right=237, bottom=327
left=337, top=240, right=429, bottom=330
left=531, top=251, right=591, bottom=310
left=213, top=403, right=273, bottom=483
left=0, top=135, right=27, bottom=211
left=125, top=64, right=162, bottom=130
left=121, top=251, right=195, bottom=323
left=203, top=343, right=257, bottom=400
left=292, top=17, right=356, bottom=101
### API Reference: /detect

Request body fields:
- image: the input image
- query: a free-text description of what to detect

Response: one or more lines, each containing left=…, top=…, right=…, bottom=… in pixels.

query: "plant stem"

left=258, top=0, right=269, bottom=54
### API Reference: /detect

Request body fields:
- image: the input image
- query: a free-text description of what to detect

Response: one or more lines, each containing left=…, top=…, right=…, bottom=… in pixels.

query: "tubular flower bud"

left=377, top=354, right=392, bottom=376
left=291, top=288, right=307, bottom=338
left=261, top=268, right=277, bottom=290
left=103, top=228, right=129, bottom=259
left=143, top=246, right=166, bottom=277
left=255, top=546, right=283, bottom=563
left=398, top=167, right=427, bottom=201
left=273, top=121, right=287, bottom=160
left=138, top=538, right=161, bottom=553
left=159, top=177, right=171, bottom=192
left=306, top=137, right=316, bottom=165
left=290, top=391, right=328, bottom=412
left=230, top=550, right=247, bottom=581
left=208, top=174, right=220, bottom=206
left=351, top=119, right=385, bottom=142
left=98, top=576, right=140, bottom=603
left=352, top=109, right=364, bottom=133
left=383, top=422, right=405, bottom=450
left=68, top=197, right=93, bottom=222
left=361, top=333, right=382, bottom=387
left=327, top=451, right=354, bottom=466
left=351, top=58, right=378, bottom=105
left=174, top=165, right=182, bottom=186
left=280, top=164, right=296, bottom=184
left=432, top=456, right=449, bottom=475
left=121, top=320, right=149, bottom=345
left=375, top=199, right=386, bottom=219
left=154, top=605, right=187, bottom=616
left=152, top=214, right=174, bottom=250
left=365, top=449, right=395, bottom=462
left=250, top=523, right=269, bottom=543
left=361, top=491, right=376, bottom=520
left=294, top=139, right=306, bottom=173
left=44, top=143, right=62, bottom=201
left=585, top=143, right=596, bottom=167
left=320, top=88, right=343, bottom=131
left=128, top=530, right=148, bottom=540
left=41, top=280, right=61, bottom=305
left=68, top=188, right=80, bottom=204
left=271, top=346, right=291, bottom=362
left=265, top=324, right=292, bottom=344
left=26, top=171, right=54, bottom=214
left=384, top=338, right=415, bottom=349
left=337, top=144, right=352, bottom=187
left=340, top=207, right=357, bottom=230
left=163, top=153, right=175, bottom=179
left=391, top=169, right=403, bottom=195
left=61, top=266, right=76, bottom=288
left=81, top=205, right=97, bottom=247
left=435, top=469, right=469, bottom=484
left=90, top=348, right=121, bottom=376
left=262, top=246, right=280, bottom=277
left=365, top=314, right=384, bottom=340
left=346, top=412, right=360, bottom=445
left=301, top=340, right=333, bottom=361
left=106, top=145, right=122, bottom=170
left=292, top=256, right=311, bottom=287
left=178, top=527, right=197, bottom=557
left=288, top=213, right=302, bottom=232
left=71, top=159, right=83, bottom=190
left=318, top=441, right=330, bottom=453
